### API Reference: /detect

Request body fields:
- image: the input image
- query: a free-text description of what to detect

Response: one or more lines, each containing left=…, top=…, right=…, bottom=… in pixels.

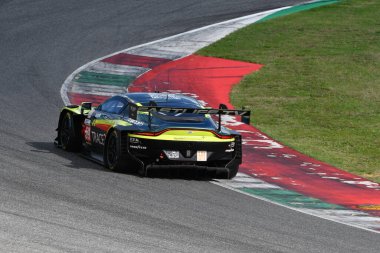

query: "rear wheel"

left=105, top=131, right=123, bottom=171
left=137, top=165, right=147, bottom=177
left=59, top=112, right=81, bottom=151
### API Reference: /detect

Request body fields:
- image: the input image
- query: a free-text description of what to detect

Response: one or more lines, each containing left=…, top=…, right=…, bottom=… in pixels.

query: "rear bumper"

left=146, top=164, right=228, bottom=172
left=146, top=164, right=229, bottom=178
left=121, top=132, right=242, bottom=175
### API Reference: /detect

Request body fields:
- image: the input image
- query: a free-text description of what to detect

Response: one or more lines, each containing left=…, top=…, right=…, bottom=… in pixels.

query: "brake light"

left=134, top=129, right=168, bottom=136
left=213, top=132, right=233, bottom=139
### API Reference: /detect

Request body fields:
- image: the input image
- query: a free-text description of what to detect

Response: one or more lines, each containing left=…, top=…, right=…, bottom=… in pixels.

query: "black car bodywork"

left=55, top=92, right=250, bottom=178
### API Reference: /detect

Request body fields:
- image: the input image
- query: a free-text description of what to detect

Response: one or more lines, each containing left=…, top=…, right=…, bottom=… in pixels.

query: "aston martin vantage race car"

left=55, top=92, right=250, bottom=178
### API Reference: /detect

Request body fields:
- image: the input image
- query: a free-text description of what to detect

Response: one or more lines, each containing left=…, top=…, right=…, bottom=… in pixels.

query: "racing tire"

left=137, top=165, right=147, bottom=177
left=59, top=112, right=81, bottom=151
left=227, top=164, right=239, bottom=179
left=105, top=130, right=123, bottom=172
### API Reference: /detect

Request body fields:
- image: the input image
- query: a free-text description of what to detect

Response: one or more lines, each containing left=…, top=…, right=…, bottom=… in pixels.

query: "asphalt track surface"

left=0, top=0, right=379, bottom=252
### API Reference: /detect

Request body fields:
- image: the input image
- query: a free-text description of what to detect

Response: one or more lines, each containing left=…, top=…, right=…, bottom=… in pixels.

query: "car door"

left=89, top=97, right=128, bottom=155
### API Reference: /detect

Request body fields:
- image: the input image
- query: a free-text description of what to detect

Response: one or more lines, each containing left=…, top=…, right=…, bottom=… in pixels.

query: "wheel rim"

left=107, top=135, right=118, bottom=167
left=60, top=115, right=71, bottom=147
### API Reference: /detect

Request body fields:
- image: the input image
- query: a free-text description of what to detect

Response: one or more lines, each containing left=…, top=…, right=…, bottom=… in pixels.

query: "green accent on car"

left=241, top=188, right=345, bottom=210
left=259, top=0, right=339, bottom=23
left=74, top=71, right=135, bottom=87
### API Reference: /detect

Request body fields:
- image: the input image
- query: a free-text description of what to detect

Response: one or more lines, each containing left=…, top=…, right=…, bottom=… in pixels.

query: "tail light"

left=134, top=129, right=168, bottom=136
left=211, top=130, right=233, bottom=139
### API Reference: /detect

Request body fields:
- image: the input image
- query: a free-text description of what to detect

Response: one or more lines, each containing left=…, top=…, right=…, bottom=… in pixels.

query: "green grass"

left=198, top=0, right=380, bottom=182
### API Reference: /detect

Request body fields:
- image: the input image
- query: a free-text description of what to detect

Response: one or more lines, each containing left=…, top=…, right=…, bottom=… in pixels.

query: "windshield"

left=136, top=111, right=217, bottom=129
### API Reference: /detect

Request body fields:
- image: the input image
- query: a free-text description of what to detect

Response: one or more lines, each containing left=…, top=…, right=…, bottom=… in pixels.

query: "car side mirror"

left=149, top=100, right=157, bottom=106
left=81, top=102, right=92, bottom=114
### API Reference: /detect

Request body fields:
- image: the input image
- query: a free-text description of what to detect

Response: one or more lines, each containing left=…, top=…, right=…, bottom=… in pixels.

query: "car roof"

left=120, top=92, right=202, bottom=108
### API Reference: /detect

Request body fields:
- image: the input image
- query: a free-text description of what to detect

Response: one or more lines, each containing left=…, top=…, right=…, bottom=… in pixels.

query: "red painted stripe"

left=67, top=92, right=110, bottom=106
left=101, top=53, right=171, bottom=68
left=237, top=123, right=380, bottom=217
left=130, top=54, right=380, bottom=217
left=96, top=123, right=112, bottom=132
left=129, top=54, right=262, bottom=109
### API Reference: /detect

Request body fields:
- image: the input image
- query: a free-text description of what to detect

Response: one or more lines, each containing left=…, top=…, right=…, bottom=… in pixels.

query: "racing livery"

left=55, top=93, right=250, bottom=178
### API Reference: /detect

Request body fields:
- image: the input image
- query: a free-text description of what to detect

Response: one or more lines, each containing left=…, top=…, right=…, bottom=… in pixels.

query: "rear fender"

left=104, top=127, right=145, bottom=173
left=103, top=127, right=123, bottom=160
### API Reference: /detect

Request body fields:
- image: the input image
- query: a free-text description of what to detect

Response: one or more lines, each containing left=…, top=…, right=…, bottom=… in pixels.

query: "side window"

left=99, top=98, right=128, bottom=114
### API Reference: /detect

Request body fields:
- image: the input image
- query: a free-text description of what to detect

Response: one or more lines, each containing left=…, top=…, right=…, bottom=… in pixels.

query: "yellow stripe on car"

left=129, top=129, right=234, bottom=142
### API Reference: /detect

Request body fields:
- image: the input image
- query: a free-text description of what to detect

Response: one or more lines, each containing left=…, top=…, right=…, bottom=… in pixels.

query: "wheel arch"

left=103, top=126, right=145, bottom=174
left=56, top=109, right=85, bottom=145
left=103, top=126, right=121, bottom=161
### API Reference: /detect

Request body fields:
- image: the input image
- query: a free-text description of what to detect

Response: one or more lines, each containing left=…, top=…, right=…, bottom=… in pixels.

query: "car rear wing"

left=129, top=103, right=251, bottom=131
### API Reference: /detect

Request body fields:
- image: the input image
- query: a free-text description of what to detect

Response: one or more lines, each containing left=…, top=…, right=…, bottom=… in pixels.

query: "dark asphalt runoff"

left=0, top=0, right=379, bottom=252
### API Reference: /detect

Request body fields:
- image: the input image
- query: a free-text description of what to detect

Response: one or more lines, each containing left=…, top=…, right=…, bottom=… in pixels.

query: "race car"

left=55, top=92, right=250, bottom=178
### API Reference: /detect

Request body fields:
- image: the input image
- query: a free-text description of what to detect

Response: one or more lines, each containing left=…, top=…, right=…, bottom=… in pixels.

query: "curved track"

left=0, top=0, right=379, bottom=252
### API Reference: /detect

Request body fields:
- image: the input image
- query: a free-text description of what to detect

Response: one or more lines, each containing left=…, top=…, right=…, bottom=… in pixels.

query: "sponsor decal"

left=173, top=137, right=187, bottom=140
left=225, top=141, right=235, bottom=152
left=130, top=145, right=147, bottom=150
left=148, top=93, right=181, bottom=100
left=125, top=118, right=144, bottom=126
left=91, top=131, right=106, bottom=145
left=84, top=118, right=91, bottom=125
left=138, top=106, right=250, bottom=116
left=129, top=137, right=140, bottom=144
left=84, top=125, right=91, bottom=143
left=164, top=150, right=180, bottom=159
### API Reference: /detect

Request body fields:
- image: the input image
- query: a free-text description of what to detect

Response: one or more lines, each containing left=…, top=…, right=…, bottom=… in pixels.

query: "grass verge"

left=198, top=0, right=380, bottom=182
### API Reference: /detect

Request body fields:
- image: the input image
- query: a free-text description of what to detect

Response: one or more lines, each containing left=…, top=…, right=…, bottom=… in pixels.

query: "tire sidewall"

left=60, top=112, right=75, bottom=151
left=105, top=130, right=121, bottom=171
